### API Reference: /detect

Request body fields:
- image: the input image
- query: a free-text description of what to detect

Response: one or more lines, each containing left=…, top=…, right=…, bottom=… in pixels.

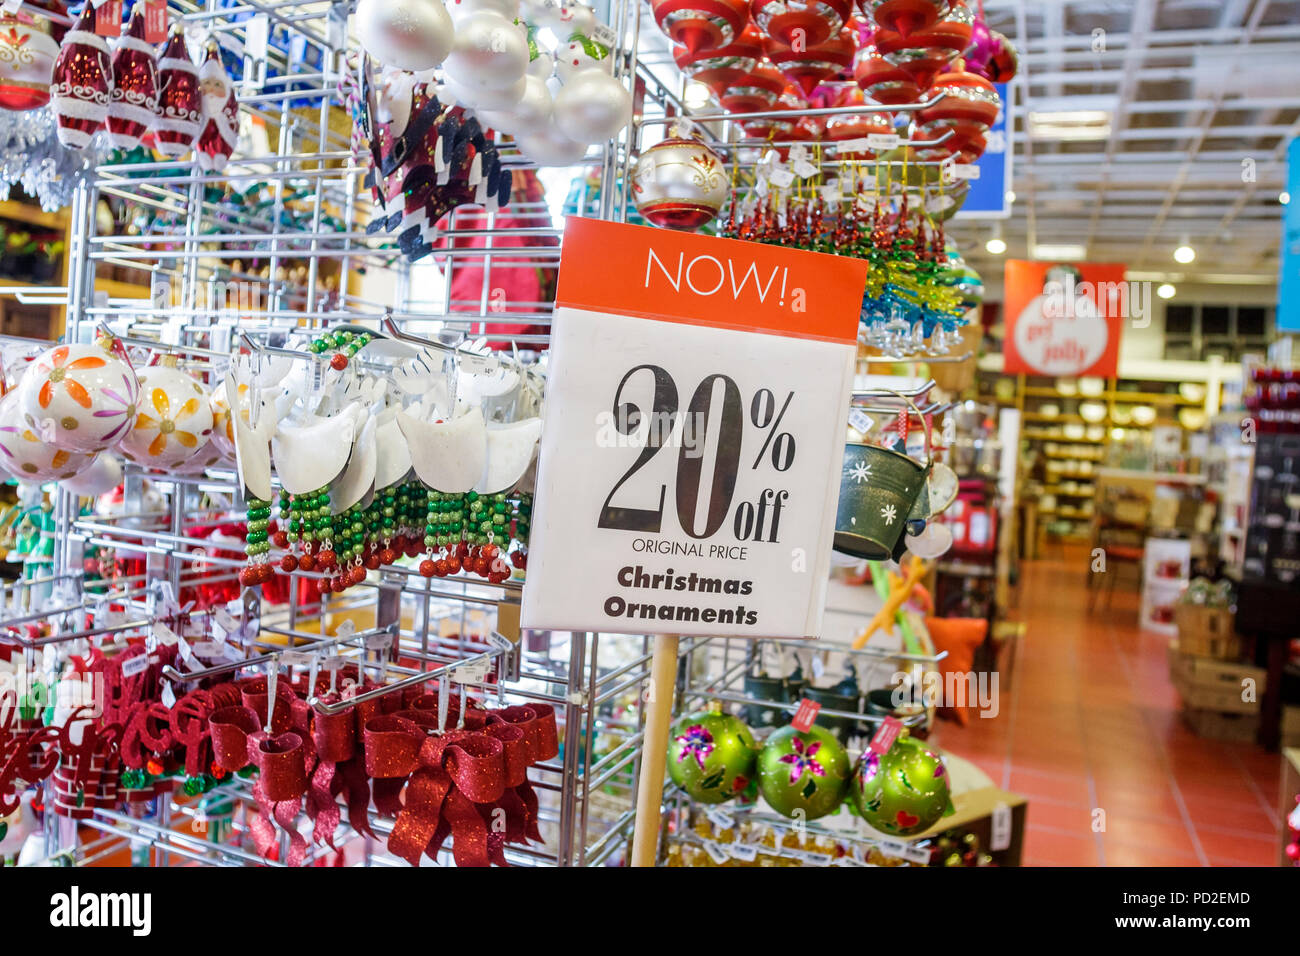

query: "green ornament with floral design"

left=667, top=710, right=757, bottom=804
left=757, top=724, right=850, bottom=820
left=851, top=730, right=951, bottom=836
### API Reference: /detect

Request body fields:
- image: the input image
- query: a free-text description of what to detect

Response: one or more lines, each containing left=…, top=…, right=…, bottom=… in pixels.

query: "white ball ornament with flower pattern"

left=118, top=365, right=214, bottom=469
left=16, top=337, right=139, bottom=454
left=0, top=391, right=96, bottom=481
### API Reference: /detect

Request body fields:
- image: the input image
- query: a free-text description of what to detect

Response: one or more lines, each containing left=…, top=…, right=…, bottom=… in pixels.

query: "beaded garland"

left=237, top=329, right=532, bottom=591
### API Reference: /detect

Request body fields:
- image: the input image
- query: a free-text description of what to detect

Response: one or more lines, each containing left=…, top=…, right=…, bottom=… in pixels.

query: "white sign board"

left=520, top=218, right=868, bottom=639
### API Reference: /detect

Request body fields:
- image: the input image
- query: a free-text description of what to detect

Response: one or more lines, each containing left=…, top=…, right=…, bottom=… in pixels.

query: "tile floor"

left=932, top=545, right=1285, bottom=867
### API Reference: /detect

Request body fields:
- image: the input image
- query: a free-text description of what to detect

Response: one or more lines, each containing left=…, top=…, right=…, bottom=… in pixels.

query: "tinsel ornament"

left=50, top=2, right=112, bottom=150
left=154, top=22, right=200, bottom=158
left=195, top=40, right=237, bottom=172
left=765, top=24, right=856, bottom=96
left=666, top=710, right=757, bottom=804
left=751, top=0, right=852, bottom=49
left=0, top=13, right=60, bottom=111
left=107, top=5, right=158, bottom=150
left=757, top=724, right=850, bottom=820
left=0, top=106, right=105, bottom=211
left=651, top=0, right=748, bottom=54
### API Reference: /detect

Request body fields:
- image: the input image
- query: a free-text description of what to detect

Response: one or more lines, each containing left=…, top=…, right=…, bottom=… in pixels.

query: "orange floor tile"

left=932, top=544, right=1285, bottom=867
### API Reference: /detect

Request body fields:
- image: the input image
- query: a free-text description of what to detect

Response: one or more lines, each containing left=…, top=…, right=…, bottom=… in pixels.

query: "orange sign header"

left=556, top=217, right=866, bottom=345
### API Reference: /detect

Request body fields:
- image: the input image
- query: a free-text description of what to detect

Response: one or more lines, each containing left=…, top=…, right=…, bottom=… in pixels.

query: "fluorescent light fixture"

left=1032, top=243, right=1087, bottom=261
left=1157, top=283, right=1176, bottom=300
left=1173, top=244, right=1196, bottom=264
left=1028, top=109, right=1112, bottom=142
left=684, top=81, right=712, bottom=109
left=985, top=237, right=1007, bottom=255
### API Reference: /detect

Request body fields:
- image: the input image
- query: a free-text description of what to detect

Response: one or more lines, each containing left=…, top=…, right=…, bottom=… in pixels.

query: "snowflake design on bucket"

left=778, top=735, right=826, bottom=786
left=850, top=461, right=872, bottom=484
left=880, top=504, right=898, bottom=524
left=674, top=724, right=714, bottom=770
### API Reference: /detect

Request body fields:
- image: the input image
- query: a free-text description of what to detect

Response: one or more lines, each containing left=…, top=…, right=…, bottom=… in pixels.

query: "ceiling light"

left=985, top=237, right=1007, bottom=255
left=1281, top=192, right=1291, bottom=205
left=683, top=81, right=712, bottom=109
left=1005, top=190, right=1016, bottom=204
left=1157, top=283, right=1176, bottom=300
left=1173, top=244, right=1196, bottom=264
left=1032, top=243, right=1087, bottom=261
left=1027, top=109, right=1113, bottom=142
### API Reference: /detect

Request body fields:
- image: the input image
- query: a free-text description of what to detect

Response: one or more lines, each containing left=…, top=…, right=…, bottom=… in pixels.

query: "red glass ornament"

left=873, top=0, right=972, bottom=91
left=751, top=0, right=852, bottom=48
left=0, top=13, right=59, bottom=111
left=196, top=40, right=238, bottom=172
left=404, top=539, right=422, bottom=558
left=445, top=555, right=461, bottom=574
left=854, top=45, right=920, bottom=104
left=316, top=548, right=336, bottom=569
left=51, top=3, right=111, bottom=150
left=379, top=547, right=397, bottom=565
left=985, top=30, right=1018, bottom=84
left=297, top=553, right=316, bottom=572
left=107, top=6, right=158, bottom=150
left=865, top=0, right=949, bottom=39
left=652, top=0, right=748, bottom=54
left=419, top=559, right=436, bottom=577
left=315, top=578, right=330, bottom=596
left=329, top=353, right=348, bottom=370
left=719, top=58, right=786, bottom=114
left=766, top=26, right=856, bottom=95
left=364, top=553, right=381, bottom=570
left=239, top=565, right=260, bottom=587
left=280, top=554, right=298, bottom=572
left=154, top=23, right=201, bottom=157
left=272, top=530, right=289, bottom=548
left=912, top=68, right=999, bottom=162
left=434, top=558, right=449, bottom=577
left=349, top=565, right=367, bottom=585
left=673, top=23, right=763, bottom=93
left=145, top=758, right=164, bottom=776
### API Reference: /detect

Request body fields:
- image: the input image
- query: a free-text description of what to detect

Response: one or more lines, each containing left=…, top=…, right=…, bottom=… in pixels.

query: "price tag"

left=520, top=219, right=866, bottom=639
left=701, top=840, right=729, bottom=865
left=592, top=23, right=618, bottom=50
left=144, top=0, right=168, bottom=43
left=245, top=14, right=269, bottom=61
left=453, top=659, right=489, bottom=684
left=949, top=163, right=981, bottom=181
left=768, top=167, right=796, bottom=189
left=0, top=0, right=24, bottom=14
left=726, top=842, right=758, bottom=862
left=177, top=638, right=197, bottom=666
left=990, top=802, right=1012, bottom=852
left=281, top=649, right=314, bottom=668
left=867, top=132, right=900, bottom=151
left=837, top=855, right=876, bottom=867
left=121, top=655, right=151, bottom=678
left=790, top=697, right=821, bottom=733
left=151, top=622, right=181, bottom=647
left=704, top=807, right=735, bottom=831
left=869, top=715, right=904, bottom=755
left=848, top=408, right=875, bottom=436
left=832, top=138, right=872, bottom=156
left=799, top=850, right=833, bottom=867
left=94, top=0, right=123, bottom=37
left=160, top=682, right=177, bottom=709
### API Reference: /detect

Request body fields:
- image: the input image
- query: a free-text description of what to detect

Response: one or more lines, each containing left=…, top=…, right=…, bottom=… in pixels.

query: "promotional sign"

left=955, top=82, right=1012, bottom=219
left=1002, top=259, right=1127, bottom=378
left=1278, top=137, right=1300, bottom=333
left=521, top=218, right=868, bottom=639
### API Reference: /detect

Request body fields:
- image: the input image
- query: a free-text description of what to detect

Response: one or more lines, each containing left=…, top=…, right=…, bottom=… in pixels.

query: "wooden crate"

left=1183, top=708, right=1258, bottom=742
left=1174, top=604, right=1239, bottom=660
left=1168, top=645, right=1266, bottom=715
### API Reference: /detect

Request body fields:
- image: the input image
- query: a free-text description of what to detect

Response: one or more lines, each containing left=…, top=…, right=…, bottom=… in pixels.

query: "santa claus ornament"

left=0, top=13, right=60, bottom=111
left=50, top=2, right=112, bottom=149
left=107, top=5, right=158, bottom=150
left=196, top=40, right=237, bottom=171
left=154, top=22, right=200, bottom=157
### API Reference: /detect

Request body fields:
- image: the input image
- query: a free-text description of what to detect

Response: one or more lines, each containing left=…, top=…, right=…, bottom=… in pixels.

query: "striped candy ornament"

left=195, top=40, right=237, bottom=172
left=107, top=5, right=158, bottom=150
left=49, top=3, right=112, bottom=150
left=154, top=22, right=200, bottom=157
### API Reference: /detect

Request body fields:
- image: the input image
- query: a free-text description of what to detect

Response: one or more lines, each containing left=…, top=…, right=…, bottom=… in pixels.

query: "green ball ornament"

left=667, top=711, right=757, bottom=804
left=851, top=733, right=951, bottom=836
left=757, top=725, right=850, bottom=820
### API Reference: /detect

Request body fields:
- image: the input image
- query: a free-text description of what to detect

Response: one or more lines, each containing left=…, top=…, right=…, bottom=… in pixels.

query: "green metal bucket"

left=834, top=443, right=928, bottom=560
